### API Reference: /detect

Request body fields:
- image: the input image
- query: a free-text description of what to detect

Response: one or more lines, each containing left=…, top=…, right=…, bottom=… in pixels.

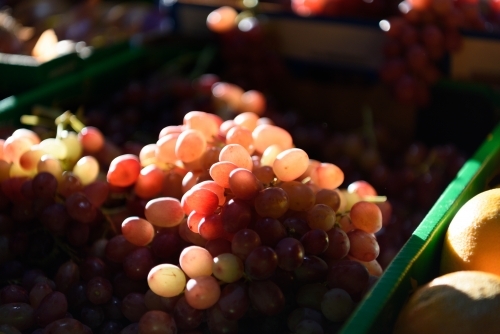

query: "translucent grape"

left=252, top=124, right=293, bottom=154
left=219, top=144, right=253, bottom=170
left=107, top=154, right=141, bottom=188
left=184, top=275, right=221, bottom=310
left=311, top=163, right=344, bottom=189
left=148, top=264, right=186, bottom=298
left=145, top=197, right=185, bottom=228
left=181, top=188, right=219, bottom=215
left=279, top=180, right=315, bottom=211
left=179, top=246, right=213, bottom=278
left=183, top=111, right=220, bottom=142
left=38, top=138, right=68, bottom=160
left=347, top=229, right=380, bottom=262
left=78, top=126, right=104, bottom=153
left=233, top=112, right=259, bottom=131
left=206, top=6, right=238, bottom=33
left=121, top=217, right=155, bottom=247
left=156, top=133, right=179, bottom=165
left=59, top=130, right=82, bottom=164
left=272, top=148, right=309, bottom=182
left=260, top=144, right=283, bottom=167
left=37, top=155, right=63, bottom=181
left=72, top=156, right=99, bottom=186
left=209, top=161, right=238, bottom=188
left=349, top=201, right=383, bottom=234
left=240, top=90, right=266, bottom=115
left=3, top=136, right=32, bottom=164
left=228, top=168, right=263, bottom=200
left=134, top=165, right=164, bottom=199
left=175, top=129, right=207, bottom=163
left=225, top=126, right=254, bottom=154
left=254, top=187, right=289, bottom=219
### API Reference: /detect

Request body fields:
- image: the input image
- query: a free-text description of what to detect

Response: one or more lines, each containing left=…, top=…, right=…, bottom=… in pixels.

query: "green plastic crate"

left=339, top=122, right=500, bottom=333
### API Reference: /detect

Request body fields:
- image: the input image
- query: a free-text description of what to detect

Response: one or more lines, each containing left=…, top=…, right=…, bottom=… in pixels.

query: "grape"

left=221, top=199, right=253, bottom=233
left=184, top=275, right=221, bottom=310
left=107, top=154, right=141, bottom=187
left=180, top=246, right=214, bottom=278
left=65, top=192, right=97, bottom=224
left=279, top=180, right=315, bottom=212
left=139, top=310, right=177, bottom=334
left=105, top=235, right=139, bottom=263
left=273, top=148, right=309, bottom=182
left=83, top=181, right=109, bottom=207
left=120, top=323, right=139, bottom=334
left=150, top=229, right=185, bottom=260
left=41, top=203, right=70, bottom=236
left=121, top=216, right=155, bottom=246
left=231, top=229, right=261, bottom=260
left=54, top=261, right=80, bottom=294
left=254, top=187, right=289, bottom=219
left=210, top=161, right=238, bottom=189
left=306, top=204, right=336, bottom=231
left=78, top=126, right=104, bottom=153
left=348, top=229, right=380, bottom=262
left=173, top=296, right=203, bottom=330
left=175, top=129, right=207, bottom=163
left=213, top=253, right=244, bottom=283
left=300, top=229, right=329, bottom=255
left=296, top=319, right=324, bottom=334
left=148, top=264, right=186, bottom=298
left=240, top=90, right=266, bottom=115
left=85, top=277, right=113, bottom=305
left=217, top=282, right=248, bottom=320
left=206, top=6, right=238, bottom=33
left=192, top=181, right=226, bottom=205
left=275, top=237, right=305, bottom=271
left=252, top=124, right=293, bottom=154
left=226, top=126, right=255, bottom=154
left=283, top=217, right=310, bottom=238
left=44, top=318, right=92, bottom=334
left=0, top=303, right=34, bottom=330
left=156, top=133, right=179, bottom=165
left=220, top=144, right=253, bottom=170
left=134, top=165, right=164, bottom=199
left=228, top=168, right=263, bottom=200
left=349, top=201, right=383, bottom=234
left=29, top=282, right=53, bottom=308
left=248, top=280, right=285, bottom=316
left=207, top=305, right=238, bottom=334
left=253, top=165, right=275, bottom=184
left=34, top=291, right=68, bottom=327
left=0, top=285, right=29, bottom=304
left=123, top=247, right=156, bottom=280
left=287, top=307, right=324, bottom=332
left=80, top=304, right=105, bottom=329
left=245, top=246, right=278, bottom=280
left=296, top=283, right=329, bottom=311
left=198, top=213, right=227, bottom=240
left=181, top=188, right=219, bottom=216
left=294, top=255, right=328, bottom=284
left=327, top=259, right=370, bottom=301
left=323, top=226, right=350, bottom=260
left=253, top=217, right=287, bottom=247
left=321, top=288, right=355, bottom=322
left=145, top=197, right=185, bottom=228
left=32, top=172, right=58, bottom=199
left=184, top=111, right=220, bottom=142
left=73, top=156, right=99, bottom=186
left=121, top=293, right=148, bottom=322
left=58, top=172, right=83, bottom=198
left=261, top=144, right=283, bottom=167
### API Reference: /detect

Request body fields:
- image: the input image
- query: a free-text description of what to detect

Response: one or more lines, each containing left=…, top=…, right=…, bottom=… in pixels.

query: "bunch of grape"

left=0, top=99, right=386, bottom=333
left=378, top=0, right=493, bottom=105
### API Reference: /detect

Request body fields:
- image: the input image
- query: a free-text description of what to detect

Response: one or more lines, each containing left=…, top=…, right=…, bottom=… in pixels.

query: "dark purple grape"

left=54, top=261, right=80, bottom=294
left=123, top=247, right=155, bottom=280
left=253, top=217, right=287, bottom=247
left=248, top=280, right=285, bottom=316
left=41, top=203, right=71, bottom=236
left=34, top=291, right=68, bottom=327
left=98, top=320, right=123, bottom=334
left=300, top=229, right=329, bottom=255
left=221, top=199, right=252, bottom=233
left=80, top=304, right=105, bottom=329
left=120, top=322, right=139, bottom=334
left=173, top=296, right=204, bottom=330
left=283, top=217, right=310, bottom=238
left=205, top=238, right=232, bottom=257
left=294, top=255, right=328, bottom=284
left=231, top=229, right=261, bottom=260
left=121, top=293, right=148, bottom=322
left=105, top=235, right=139, bottom=264
left=86, top=277, right=113, bottom=305
left=0, top=285, right=29, bottom=304
left=150, top=229, right=184, bottom=260
left=112, top=272, right=148, bottom=299
left=29, top=282, right=53, bottom=308
left=32, top=172, right=58, bottom=199
left=245, top=246, right=278, bottom=280
left=323, top=226, right=350, bottom=260
left=217, top=282, right=248, bottom=320
left=207, top=305, right=238, bottom=334
left=139, top=310, right=177, bottom=334
left=287, top=307, right=324, bottom=332
left=67, top=282, right=87, bottom=311
left=80, top=257, right=110, bottom=281
left=327, top=259, right=370, bottom=302
left=103, top=296, right=124, bottom=321
left=65, top=192, right=96, bottom=224
left=44, top=318, right=92, bottom=334
left=275, top=237, right=305, bottom=271
left=21, top=269, right=45, bottom=290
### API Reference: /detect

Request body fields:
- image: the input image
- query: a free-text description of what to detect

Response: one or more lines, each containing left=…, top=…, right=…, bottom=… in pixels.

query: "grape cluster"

left=0, top=94, right=387, bottom=333
left=379, top=0, right=499, bottom=105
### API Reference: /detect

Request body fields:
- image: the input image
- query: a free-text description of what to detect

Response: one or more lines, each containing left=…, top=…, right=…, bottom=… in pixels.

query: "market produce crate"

left=339, top=121, right=500, bottom=333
